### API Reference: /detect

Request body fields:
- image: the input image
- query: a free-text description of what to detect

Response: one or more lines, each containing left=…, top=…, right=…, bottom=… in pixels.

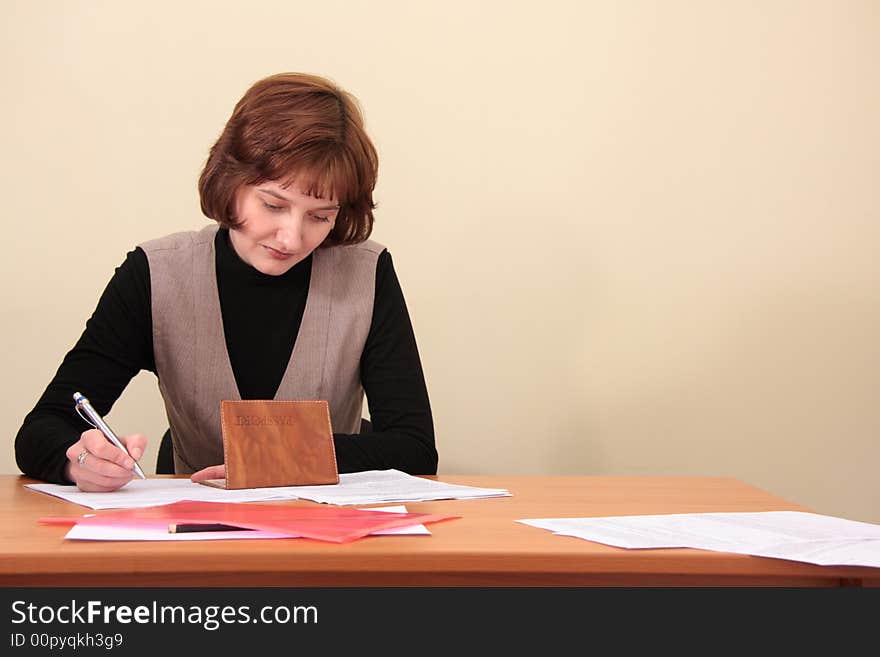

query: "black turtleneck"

left=15, top=228, right=437, bottom=483
left=216, top=229, right=312, bottom=400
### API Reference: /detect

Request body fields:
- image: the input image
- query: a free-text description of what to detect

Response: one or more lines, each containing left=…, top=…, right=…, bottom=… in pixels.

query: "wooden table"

left=2, top=475, right=877, bottom=586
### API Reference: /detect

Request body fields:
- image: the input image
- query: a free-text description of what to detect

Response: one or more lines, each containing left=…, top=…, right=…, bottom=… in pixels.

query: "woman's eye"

left=310, top=213, right=331, bottom=223
left=262, top=201, right=284, bottom=212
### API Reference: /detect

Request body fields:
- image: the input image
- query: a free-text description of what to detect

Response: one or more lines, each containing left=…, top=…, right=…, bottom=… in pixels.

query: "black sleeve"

left=333, top=250, right=438, bottom=474
left=14, top=248, right=155, bottom=484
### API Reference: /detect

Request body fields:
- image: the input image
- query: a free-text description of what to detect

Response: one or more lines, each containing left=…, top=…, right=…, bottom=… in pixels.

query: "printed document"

left=518, top=511, right=880, bottom=568
left=259, top=469, right=511, bottom=505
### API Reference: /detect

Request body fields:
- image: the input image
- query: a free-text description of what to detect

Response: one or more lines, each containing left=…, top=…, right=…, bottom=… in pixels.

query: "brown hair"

left=198, top=72, right=378, bottom=245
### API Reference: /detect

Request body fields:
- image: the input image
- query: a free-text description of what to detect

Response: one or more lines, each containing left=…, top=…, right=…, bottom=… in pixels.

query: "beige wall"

left=2, top=1, right=878, bottom=522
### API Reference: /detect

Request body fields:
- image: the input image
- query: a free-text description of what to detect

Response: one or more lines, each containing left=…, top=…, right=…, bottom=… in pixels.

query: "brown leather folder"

left=201, top=399, right=339, bottom=489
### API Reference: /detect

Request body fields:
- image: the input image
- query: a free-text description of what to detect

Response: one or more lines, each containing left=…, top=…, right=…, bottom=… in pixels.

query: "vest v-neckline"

left=205, top=227, right=332, bottom=402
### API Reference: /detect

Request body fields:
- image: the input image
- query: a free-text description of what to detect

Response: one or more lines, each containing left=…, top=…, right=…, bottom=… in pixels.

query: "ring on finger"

left=77, top=449, right=88, bottom=467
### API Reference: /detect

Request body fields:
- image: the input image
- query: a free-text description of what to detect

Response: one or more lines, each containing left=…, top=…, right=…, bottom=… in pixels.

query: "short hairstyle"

left=198, top=72, right=378, bottom=246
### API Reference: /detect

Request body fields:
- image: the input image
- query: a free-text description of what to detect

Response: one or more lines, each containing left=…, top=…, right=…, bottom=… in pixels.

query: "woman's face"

left=229, top=180, right=339, bottom=275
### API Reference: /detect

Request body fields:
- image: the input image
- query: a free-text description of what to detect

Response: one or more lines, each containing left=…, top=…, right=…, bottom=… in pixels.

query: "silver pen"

left=72, top=392, right=146, bottom=479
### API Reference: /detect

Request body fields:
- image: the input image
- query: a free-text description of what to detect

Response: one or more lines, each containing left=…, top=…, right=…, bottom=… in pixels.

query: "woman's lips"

left=262, top=245, right=294, bottom=259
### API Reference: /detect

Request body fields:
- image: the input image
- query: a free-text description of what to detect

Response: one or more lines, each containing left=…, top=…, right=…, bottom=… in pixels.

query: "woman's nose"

left=275, top=216, right=303, bottom=251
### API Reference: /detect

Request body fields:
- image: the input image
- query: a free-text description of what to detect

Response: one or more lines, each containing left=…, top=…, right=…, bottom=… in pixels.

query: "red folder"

left=40, top=500, right=457, bottom=543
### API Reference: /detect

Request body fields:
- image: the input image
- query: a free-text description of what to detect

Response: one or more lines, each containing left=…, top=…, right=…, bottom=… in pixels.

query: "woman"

left=15, top=72, right=437, bottom=492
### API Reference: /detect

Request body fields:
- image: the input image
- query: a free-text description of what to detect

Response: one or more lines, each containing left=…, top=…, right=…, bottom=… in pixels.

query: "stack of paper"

left=26, top=469, right=511, bottom=510
left=518, top=511, right=880, bottom=568
left=27, top=478, right=287, bottom=509
left=264, top=470, right=512, bottom=505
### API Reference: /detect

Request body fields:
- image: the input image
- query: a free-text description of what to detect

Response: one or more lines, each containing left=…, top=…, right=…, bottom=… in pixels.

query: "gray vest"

left=140, top=224, right=382, bottom=473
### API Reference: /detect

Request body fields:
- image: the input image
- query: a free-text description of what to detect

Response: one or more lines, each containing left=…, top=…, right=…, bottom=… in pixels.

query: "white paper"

left=254, top=469, right=511, bottom=506
left=365, top=506, right=432, bottom=536
left=65, top=521, right=288, bottom=541
left=26, top=478, right=298, bottom=510
left=518, top=511, right=880, bottom=568
left=65, top=505, right=430, bottom=541
left=27, top=470, right=510, bottom=509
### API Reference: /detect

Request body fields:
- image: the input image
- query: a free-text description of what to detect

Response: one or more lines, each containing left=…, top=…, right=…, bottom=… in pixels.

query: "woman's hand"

left=191, top=465, right=226, bottom=483
left=65, top=429, right=147, bottom=492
